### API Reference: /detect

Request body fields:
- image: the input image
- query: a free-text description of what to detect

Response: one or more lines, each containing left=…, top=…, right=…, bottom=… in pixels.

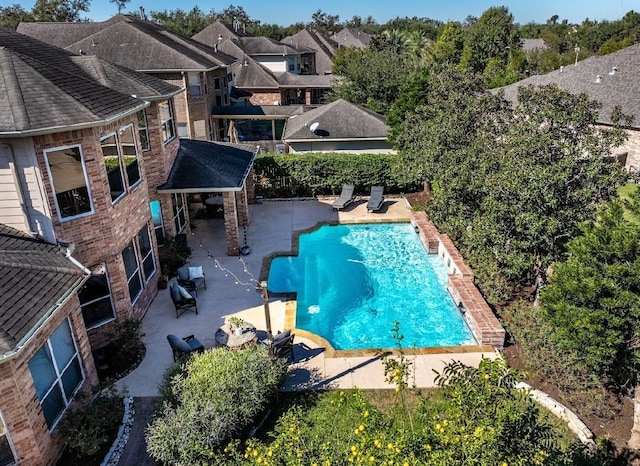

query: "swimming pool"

left=267, top=223, right=476, bottom=350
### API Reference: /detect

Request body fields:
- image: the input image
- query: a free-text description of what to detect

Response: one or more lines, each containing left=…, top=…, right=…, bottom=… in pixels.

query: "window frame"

left=0, top=410, right=17, bottom=466
left=150, top=200, right=166, bottom=246
left=122, top=240, right=143, bottom=304
left=171, top=193, right=187, bottom=234
left=100, top=124, right=143, bottom=205
left=137, top=109, right=150, bottom=152
left=28, top=318, right=84, bottom=431
left=188, top=72, right=202, bottom=98
left=43, top=144, right=94, bottom=222
left=137, top=225, right=156, bottom=283
left=159, top=99, right=177, bottom=145
left=79, top=264, right=116, bottom=330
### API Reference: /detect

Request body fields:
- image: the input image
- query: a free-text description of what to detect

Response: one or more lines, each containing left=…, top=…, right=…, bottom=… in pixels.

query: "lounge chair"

left=177, top=264, right=206, bottom=294
left=166, top=334, right=205, bottom=361
left=261, top=330, right=295, bottom=361
left=332, top=185, right=355, bottom=210
left=170, top=282, right=198, bottom=318
left=367, top=186, right=385, bottom=212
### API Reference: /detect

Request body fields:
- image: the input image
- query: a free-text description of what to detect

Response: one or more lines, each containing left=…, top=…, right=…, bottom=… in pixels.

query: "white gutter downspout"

left=0, top=248, right=91, bottom=362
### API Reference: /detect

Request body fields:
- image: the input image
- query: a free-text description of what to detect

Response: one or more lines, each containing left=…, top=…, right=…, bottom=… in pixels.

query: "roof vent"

left=560, top=65, right=564, bottom=73
left=608, top=66, right=618, bottom=75
left=243, top=60, right=248, bottom=67
left=78, top=49, right=83, bottom=55
left=595, top=74, right=602, bottom=83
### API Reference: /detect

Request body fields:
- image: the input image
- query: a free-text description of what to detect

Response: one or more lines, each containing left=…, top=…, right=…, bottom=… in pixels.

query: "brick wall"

left=33, top=117, right=160, bottom=345
left=0, top=295, right=98, bottom=466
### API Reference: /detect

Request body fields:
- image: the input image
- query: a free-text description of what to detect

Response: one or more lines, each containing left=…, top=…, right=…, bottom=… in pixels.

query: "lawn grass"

left=618, top=182, right=639, bottom=225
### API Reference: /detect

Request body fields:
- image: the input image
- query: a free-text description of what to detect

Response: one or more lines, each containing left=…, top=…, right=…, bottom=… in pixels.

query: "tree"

left=212, top=4, right=255, bottom=27
left=309, top=9, right=340, bottom=34
left=150, top=7, right=211, bottom=37
left=330, top=46, right=410, bottom=114
left=31, top=0, right=90, bottom=22
left=432, top=21, right=465, bottom=64
left=460, top=6, right=520, bottom=74
left=396, top=77, right=629, bottom=300
left=0, top=4, right=32, bottom=30
left=109, top=0, right=129, bottom=15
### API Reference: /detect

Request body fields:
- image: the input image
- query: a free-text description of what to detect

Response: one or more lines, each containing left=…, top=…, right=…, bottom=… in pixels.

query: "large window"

left=150, top=200, right=165, bottom=245
left=188, top=73, right=202, bottom=97
left=44, top=145, right=93, bottom=221
left=138, top=225, right=156, bottom=282
left=122, top=240, right=143, bottom=303
left=137, top=110, right=150, bottom=151
left=78, top=265, right=115, bottom=329
left=28, top=319, right=83, bottom=430
left=0, top=411, right=16, bottom=466
left=171, top=193, right=186, bottom=234
left=159, top=99, right=176, bottom=144
left=101, top=125, right=142, bottom=203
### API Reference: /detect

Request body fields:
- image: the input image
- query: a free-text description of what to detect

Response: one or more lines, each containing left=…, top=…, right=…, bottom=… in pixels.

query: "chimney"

left=139, top=6, right=146, bottom=20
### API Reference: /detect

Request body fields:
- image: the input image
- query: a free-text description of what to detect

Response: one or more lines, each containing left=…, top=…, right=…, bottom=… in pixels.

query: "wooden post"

left=260, top=280, right=274, bottom=357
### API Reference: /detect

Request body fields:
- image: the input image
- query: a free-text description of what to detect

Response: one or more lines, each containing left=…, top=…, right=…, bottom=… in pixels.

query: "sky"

left=14, top=0, right=640, bottom=25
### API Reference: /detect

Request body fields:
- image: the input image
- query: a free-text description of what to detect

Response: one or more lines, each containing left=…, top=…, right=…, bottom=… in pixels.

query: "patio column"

left=305, top=89, right=311, bottom=105
left=223, top=192, right=240, bottom=255
left=236, top=186, right=249, bottom=227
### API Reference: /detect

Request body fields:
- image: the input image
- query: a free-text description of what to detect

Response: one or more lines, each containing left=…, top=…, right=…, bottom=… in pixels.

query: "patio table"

left=215, top=322, right=257, bottom=348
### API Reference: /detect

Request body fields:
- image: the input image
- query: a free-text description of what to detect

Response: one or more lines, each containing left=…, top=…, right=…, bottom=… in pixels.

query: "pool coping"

left=261, top=219, right=502, bottom=357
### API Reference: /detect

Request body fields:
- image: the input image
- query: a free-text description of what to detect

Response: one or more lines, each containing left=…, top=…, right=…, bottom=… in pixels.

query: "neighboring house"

left=282, top=29, right=339, bottom=75
left=0, top=27, right=184, bottom=350
left=332, top=27, right=372, bottom=48
left=0, top=224, right=96, bottom=466
left=17, top=14, right=236, bottom=142
left=282, top=99, right=393, bottom=153
left=498, top=42, right=640, bottom=170
left=194, top=22, right=333, bottom=107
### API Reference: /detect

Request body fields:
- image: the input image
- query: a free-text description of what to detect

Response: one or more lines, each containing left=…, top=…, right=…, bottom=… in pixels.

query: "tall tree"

left=150, top=7, right=211, bottom=37
left=109, top=0, right=129, bottom=15
left=460, top=6, right=520, bottom=74
left=0, top=4, right=33, bottom=30
left=432, top=21, right=465, bottom=64
left=309, top=9, right=340, bottom=34
left=31, top=0, right=90, bottom=22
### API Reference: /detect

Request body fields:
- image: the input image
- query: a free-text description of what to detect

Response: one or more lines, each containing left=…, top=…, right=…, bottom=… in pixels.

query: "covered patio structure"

left=158, top=139, right=258, bottom=255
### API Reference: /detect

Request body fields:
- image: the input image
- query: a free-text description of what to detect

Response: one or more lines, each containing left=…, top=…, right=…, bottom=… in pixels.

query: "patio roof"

left=157, top=139, right=257, bottom=193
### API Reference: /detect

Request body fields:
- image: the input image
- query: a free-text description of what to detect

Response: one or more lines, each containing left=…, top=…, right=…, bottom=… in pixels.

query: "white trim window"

left=122, top=239, right=143, bottom=304
left=27, top=318, right=84, bottom=430
left=188, top=72, right=202, bottom=97
left=100, top=124, right=142, bottom=203
left=78, top=264, right=116, bottom=330
left=44, top=145, right=94, bottom=221
left=137, top=109, right=150, bottom=151
left=138, top=225, right=156, bottom=282
left=0, top=410, right=17, bottom=466
left=159, top=99, right=176, bottom=144
left=171, top=193, right=186, bottom=234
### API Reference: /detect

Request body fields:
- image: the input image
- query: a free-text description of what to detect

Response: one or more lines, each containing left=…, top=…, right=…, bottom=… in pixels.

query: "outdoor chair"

left=166, top=334, right=205, bottom=361
left=261, top=330, right=295, bottom=361
left=332, top=185, right=355, bottom=210
left=366, top=186, right=385, bottom=212
left=170, top=281, right=198, bottom=318
left=177, top=263, right=207, bottom=294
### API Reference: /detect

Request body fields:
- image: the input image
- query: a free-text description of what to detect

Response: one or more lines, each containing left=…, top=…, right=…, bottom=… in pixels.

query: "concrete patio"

left=116, top=196, right=497, bottom=397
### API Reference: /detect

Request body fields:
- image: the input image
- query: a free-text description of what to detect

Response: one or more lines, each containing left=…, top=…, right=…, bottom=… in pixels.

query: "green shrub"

left=254, top=152, right=423, bottom=197
left=97, top=319, right=145, bottom=382
left=146, top=346, right=286, bottom=465
left=58, top=385, right=124, bottom=460
left=158, top=236, right=192, bottom=277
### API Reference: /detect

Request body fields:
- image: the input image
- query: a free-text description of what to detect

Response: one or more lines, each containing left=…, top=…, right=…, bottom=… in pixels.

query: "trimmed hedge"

left=253, top=152, right=422, bottom=198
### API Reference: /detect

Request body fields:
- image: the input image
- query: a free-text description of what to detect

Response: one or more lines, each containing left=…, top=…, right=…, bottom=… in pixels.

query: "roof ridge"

left=0, top=51, right=31, bottom=130
left=0, top=254, right=83, bottom=276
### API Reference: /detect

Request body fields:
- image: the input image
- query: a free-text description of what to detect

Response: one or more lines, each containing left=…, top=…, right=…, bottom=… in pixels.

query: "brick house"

left=0, top=224, right=95, bottom=466
left=0, top=28, right=187, bottom=353
left=498, top=42, right=640, bottom=171
left=17, top=14, right=235, bottom=142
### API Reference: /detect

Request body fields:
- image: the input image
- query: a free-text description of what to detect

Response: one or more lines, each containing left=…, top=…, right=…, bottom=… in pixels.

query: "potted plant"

left=227, top=317, right=245, bottom=335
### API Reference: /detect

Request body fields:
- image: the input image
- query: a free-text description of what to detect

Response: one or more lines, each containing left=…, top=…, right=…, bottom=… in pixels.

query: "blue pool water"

left=267, top=223, right=476, bottom=350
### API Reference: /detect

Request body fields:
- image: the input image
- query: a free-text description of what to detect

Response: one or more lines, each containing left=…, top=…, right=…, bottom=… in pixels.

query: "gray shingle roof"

left=274, top=72, right=333, bottom=88
left=0, top=224, right=87, bottom=357
left=497, top=43, right=640, bottom=129
left=212, top=105, right=307, bottom=118
left=235, top=37, right=304, bottom=56
left=282, top=29, right=337, bottom=75
left=520, top=38, right=547, bottom=52
left=332, top=28, right=371, bottom=48
left=231, top=55, right=279, bottom=89
left=18, top=15, right=235, bottom=72
left=192, top=21, right=252, bottom=45
left=0, top=27, right=150, bottom=136
left=283, top=99, right=389, bottom=141
left=157, top=139, right=256, bottom=192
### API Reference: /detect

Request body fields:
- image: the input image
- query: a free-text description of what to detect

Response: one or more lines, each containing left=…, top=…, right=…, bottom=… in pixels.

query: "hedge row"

left=253, top=152, right=423, bottom=198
